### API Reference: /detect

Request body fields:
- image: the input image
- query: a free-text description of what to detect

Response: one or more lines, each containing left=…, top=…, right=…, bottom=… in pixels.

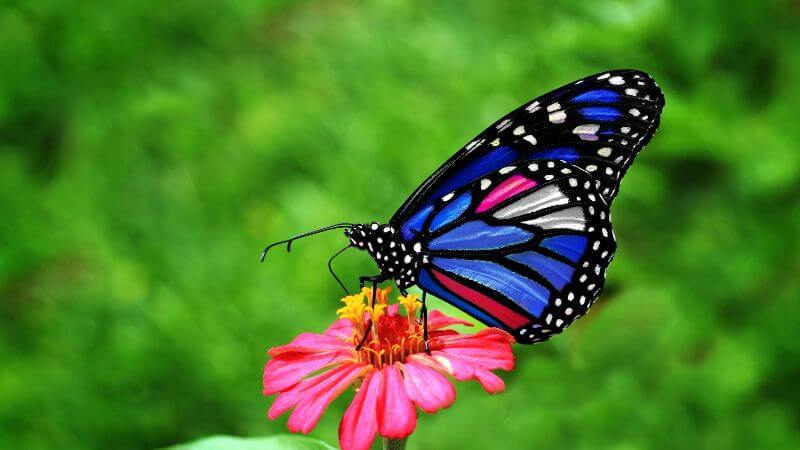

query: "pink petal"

left=377, top=365, right=417, bottom=439
left=473, top=369, right=506, bottom=393
left=286, top=364, right=368, bottom=434
left=428, top=329, right=460, bottom=339
left=324, top=318, right=356, bottom=340
left=269, top=332, right=352, bottom=356
left=268, top=363, right=365, bottom=425
left=268, top=367, right=337, bottom=420
left=409, top=351, right=507, bottom=394
left=401, top=361, right=455, bottom=413
left=436, top=328, right=515, bottom=371
left=427, top=353, right=475, bottom=381
left=339, top=369, right=382, bottom=450
left=387, top=304, right=400, bottom=315
left=263, top=351, right=352, bottom=395
left=427, top=310, right=473, bottom=330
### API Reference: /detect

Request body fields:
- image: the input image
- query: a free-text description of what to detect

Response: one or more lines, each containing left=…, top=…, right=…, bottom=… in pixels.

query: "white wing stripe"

left=522, top=206, right=586, bottom=231
left=493, top=184, right=569, bottom=220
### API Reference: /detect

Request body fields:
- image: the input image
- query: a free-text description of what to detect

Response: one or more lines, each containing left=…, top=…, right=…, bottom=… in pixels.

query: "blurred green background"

left=2, top=0, right=799, bottom=449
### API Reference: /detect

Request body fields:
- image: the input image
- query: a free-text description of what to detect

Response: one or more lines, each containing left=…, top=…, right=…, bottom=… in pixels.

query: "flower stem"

left=382, top=437, right=407, bottom=450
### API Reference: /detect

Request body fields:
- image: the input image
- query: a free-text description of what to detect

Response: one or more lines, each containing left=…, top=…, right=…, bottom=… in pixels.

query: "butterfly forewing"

left=413, top=159, right=616, bottom=343
left=391, top=69, right=664, bottom=235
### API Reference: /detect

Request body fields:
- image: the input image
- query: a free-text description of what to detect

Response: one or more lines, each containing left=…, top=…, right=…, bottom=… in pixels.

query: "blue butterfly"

left=262, top=69, right=664, bottom=346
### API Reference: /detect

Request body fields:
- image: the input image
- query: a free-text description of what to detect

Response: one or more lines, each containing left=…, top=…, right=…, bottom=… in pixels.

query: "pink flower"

left=263, top=288, right=515, bottom=450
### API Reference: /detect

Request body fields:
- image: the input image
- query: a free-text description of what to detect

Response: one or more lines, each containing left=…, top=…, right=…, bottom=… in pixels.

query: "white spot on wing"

left=499, top=166, right=516, bottom=175
left=465, top=138, right=484, bottom=151
left=609, top=76, right=624, bottom=85
left=512, top=125, right=525, bottom=136
left=496, top=119, right=512, bottom=131
left=547, top=102, right=561, bottom=112
left=572, top=124, right=600, bottom=141
left=549, top=111, right=566, bottom=124
left=523, top=135, right=537, bottom=146
left=597, top=147, right=612, bottom=157
left=525, top=101, right=540, bottom=113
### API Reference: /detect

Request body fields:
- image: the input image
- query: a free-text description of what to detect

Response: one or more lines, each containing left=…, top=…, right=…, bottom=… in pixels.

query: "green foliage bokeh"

left=1, top=0, right=799, bottom=449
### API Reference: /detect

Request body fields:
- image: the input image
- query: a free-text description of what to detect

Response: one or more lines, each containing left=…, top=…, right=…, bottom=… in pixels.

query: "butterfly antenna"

left=328, top=244, right=353, bottom=295
left=259, top=222, right=355, bottom=262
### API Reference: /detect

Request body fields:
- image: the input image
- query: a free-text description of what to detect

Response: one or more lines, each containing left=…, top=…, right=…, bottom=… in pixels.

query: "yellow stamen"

left=365, top=303, right=387, bottom=324
left=337, top=294, right=366, bottom=325
left=398, top=294, right=421, bottom=317
left=361, top=286, right=392, bottom=305
left=398, top=293, right=421, bottom=333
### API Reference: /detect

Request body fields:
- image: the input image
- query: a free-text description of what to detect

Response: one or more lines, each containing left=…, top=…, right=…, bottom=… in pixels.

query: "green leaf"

left=162, top=435, right=338, bottom=450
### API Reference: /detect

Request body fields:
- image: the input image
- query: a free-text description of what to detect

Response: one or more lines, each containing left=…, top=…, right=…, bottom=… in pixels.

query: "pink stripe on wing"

left=475, top=174, right=538, bottom=213
left=431, top=268, right=530, bottom=329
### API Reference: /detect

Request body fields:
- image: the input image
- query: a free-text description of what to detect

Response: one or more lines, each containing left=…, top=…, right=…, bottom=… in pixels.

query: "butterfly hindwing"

left=413, top=159, right=616, bottom=343
left=391, top=69, right=664, bottom=242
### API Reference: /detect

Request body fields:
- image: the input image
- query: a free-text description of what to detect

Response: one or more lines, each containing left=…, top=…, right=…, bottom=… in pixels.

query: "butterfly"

left=262, top=69, right=664, bottom=345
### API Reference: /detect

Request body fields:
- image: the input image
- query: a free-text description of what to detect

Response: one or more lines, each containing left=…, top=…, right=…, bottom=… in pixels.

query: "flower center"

left=376, top=314, right=410, bottom=344
left=337, top=288, right=428, bottom=368
left=358, top=314, right=425, bottom=367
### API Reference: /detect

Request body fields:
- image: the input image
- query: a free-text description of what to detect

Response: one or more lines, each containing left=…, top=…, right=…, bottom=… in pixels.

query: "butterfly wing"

left=413, top=159, right=616, bottom=343
left=391, top=69, right=663, bottom=243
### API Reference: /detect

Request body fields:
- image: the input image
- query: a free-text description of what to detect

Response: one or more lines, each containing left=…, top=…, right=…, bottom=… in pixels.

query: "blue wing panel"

left=428, top=220, right=533, bottom=251
left=539, top=235, right=588, bottom=263
left=428, top=146, right=521, bottom=200
left=579, top=106, right=620, bottom=122
left=529, top=147, right=579, bottom=162
left=432, top=257, right=550, bottom=317
left=400, top=203, right=434, bottom=241
left=507, top=251, right=575, bottom=289
left=429, top=191, right=472, bottom=233
left=417, top=268, right=504, bottom=328
left=571, top=89, right=621, bottom=104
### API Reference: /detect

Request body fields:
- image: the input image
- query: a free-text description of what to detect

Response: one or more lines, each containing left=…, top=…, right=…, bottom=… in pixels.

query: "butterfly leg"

left=355, top=275, right=387, bottom=350
left=358, top=274, right=388, bottom=298
left=421, top=291, right=430, bottom=354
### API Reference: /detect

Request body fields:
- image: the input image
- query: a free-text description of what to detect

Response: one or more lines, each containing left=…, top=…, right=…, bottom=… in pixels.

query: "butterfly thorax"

left=345, top=222, right=421, bottom=289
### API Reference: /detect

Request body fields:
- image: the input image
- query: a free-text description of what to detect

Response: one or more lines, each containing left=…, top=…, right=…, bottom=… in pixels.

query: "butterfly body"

left=344, top=223, right=421, bottom=289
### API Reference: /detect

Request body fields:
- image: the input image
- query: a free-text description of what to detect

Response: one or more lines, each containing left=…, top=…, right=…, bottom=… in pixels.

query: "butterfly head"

left=345, top=222, right=421, bottom=288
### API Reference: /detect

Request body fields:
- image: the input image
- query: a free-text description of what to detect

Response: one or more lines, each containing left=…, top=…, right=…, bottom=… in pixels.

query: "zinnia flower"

left=263, top=287, right=515, bottom=450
